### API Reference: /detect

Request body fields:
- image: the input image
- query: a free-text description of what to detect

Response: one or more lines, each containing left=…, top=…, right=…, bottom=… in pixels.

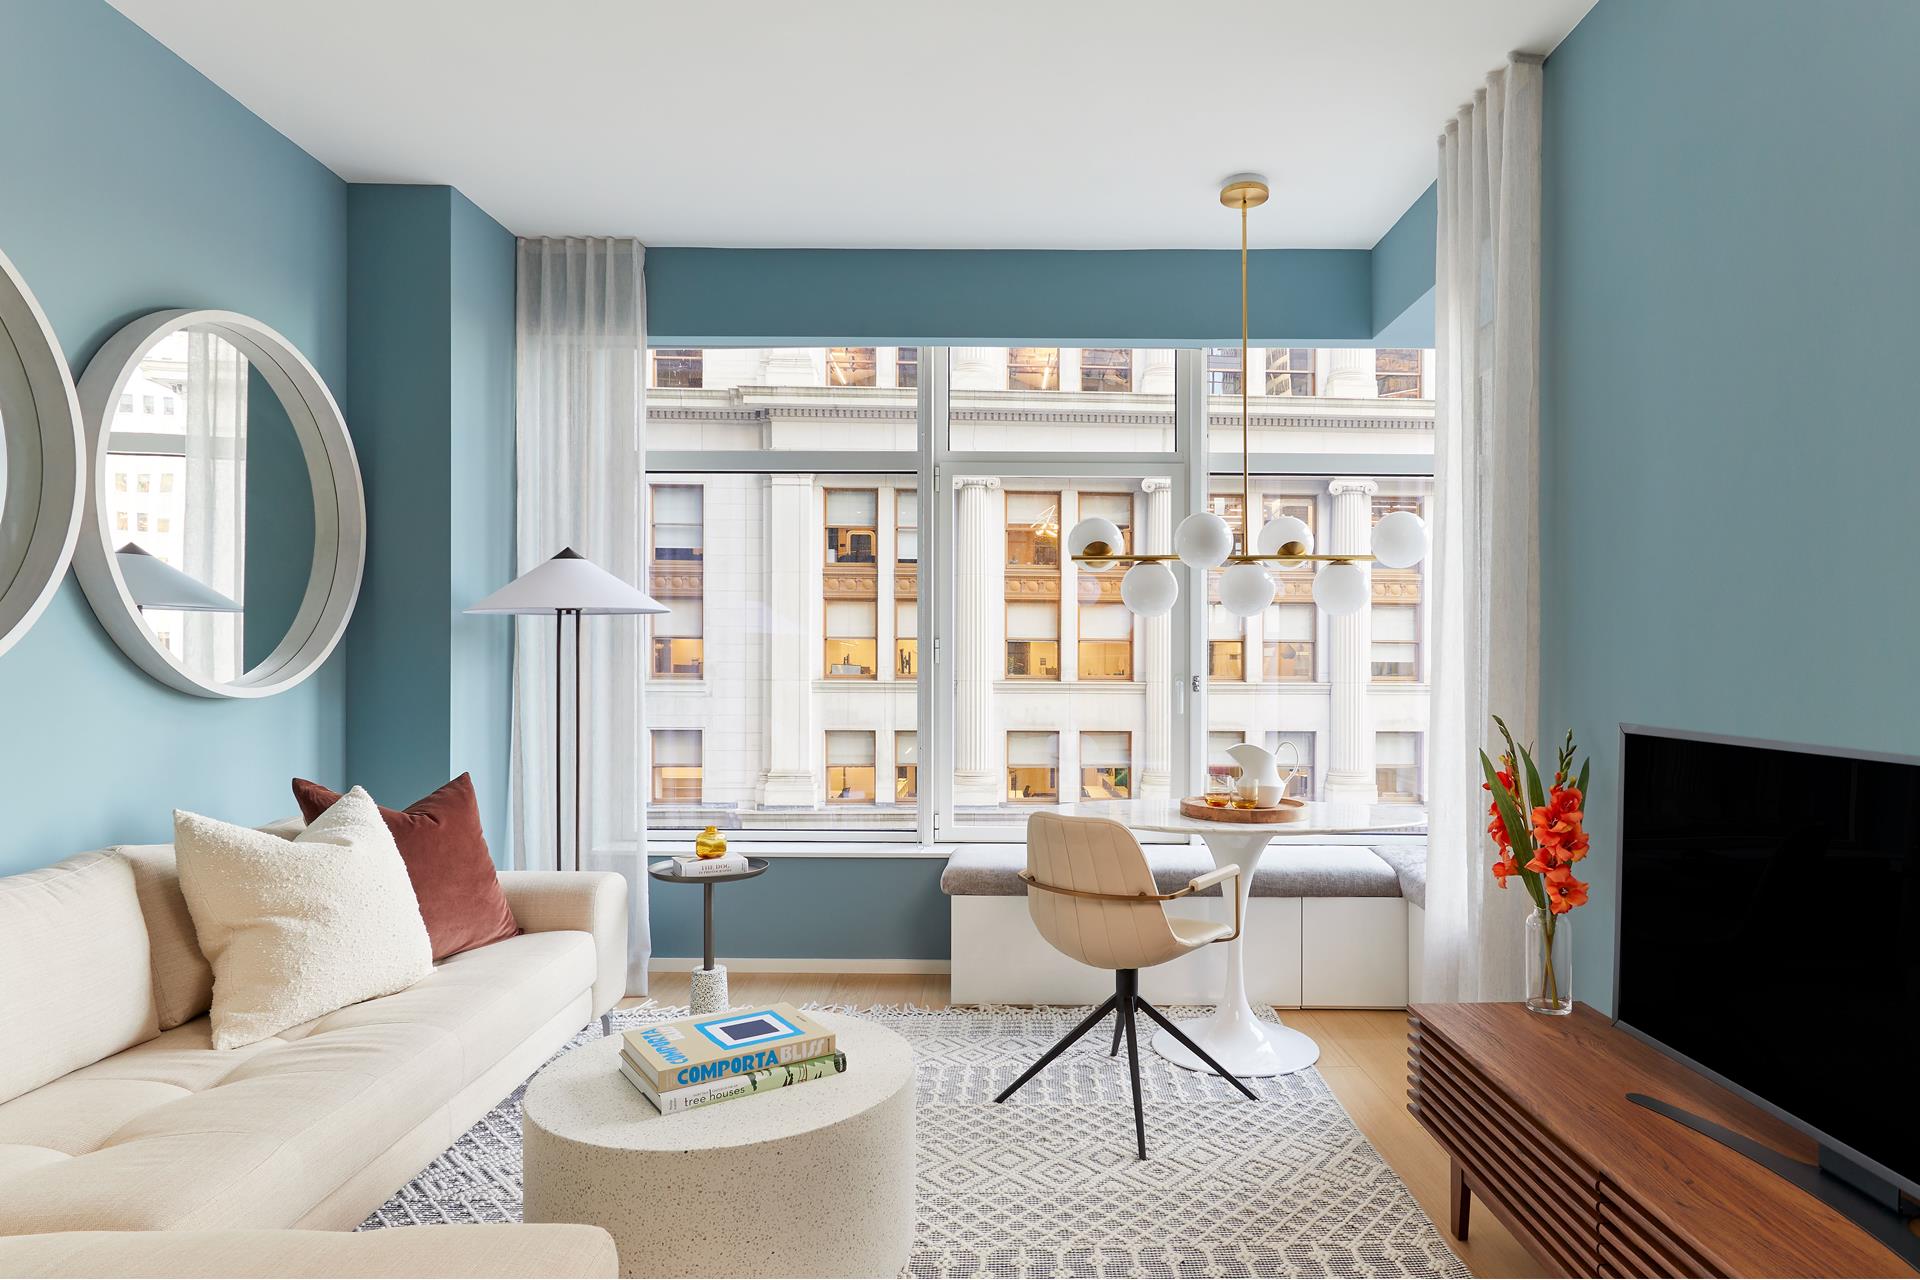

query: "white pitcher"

left=1226, top=742, right=1289, bottom=808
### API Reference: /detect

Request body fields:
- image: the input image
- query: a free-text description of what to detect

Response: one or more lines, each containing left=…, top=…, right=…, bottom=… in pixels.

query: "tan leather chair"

left=995, top=812, right=1257, bottom=1158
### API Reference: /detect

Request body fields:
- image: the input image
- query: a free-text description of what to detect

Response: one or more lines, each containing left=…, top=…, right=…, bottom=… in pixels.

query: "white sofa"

left=0, top=841, right=626, bottom=1248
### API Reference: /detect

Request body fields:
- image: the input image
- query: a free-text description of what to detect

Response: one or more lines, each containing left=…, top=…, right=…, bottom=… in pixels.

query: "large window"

left=1205, top=471, right=1433, bottom=808
left=1008, top=731, right=1060, bottom=803
left=1371, top=603, right=1418, bottom=681
left=1081, top=731, right=1131, bottom=799
left=639, top=345, right=1431, bottom=843
left=1007, top=347, right=1060, bottom=391
left=826, top=731, right=877, bottom=803
left=1209, top=603, right=1245, bottom=680
left=1080, top=348, right=1132, bottom=393
left=651, top=349, right=703, bottom=388
left=1207, top=347, right=1244, bottom=395
left=649, top=484, right=703, bottom=679
left=1263, top=602, right=1315, bottom=681
left=1266, top=348, right=1314, bottom=396
left=895, top=731, right=918, bottom=802
left=1376, top=349, right=1424, bottom=399
left=1377, top=731, right=1423, bottom=801
left=826, top=347, right=877, bottom=387
left=1005, top=491, right=1061, bottom=680
left=1268, top=730, right=1315, bottom=800
left=651, top=729, right=701, bottom=803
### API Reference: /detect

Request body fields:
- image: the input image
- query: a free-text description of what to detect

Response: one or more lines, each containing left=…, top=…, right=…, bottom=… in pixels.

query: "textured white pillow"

left=174, top=787, right=433, bottom=1049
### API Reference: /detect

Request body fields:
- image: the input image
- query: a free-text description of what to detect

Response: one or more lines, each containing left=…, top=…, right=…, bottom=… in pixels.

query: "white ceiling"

left=110, top=0, right=1595, bottom=249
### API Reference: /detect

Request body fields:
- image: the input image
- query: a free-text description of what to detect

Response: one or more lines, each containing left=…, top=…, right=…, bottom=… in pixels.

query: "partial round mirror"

left=0, top=248, right=86, bottom=660
left=74, top=310, right=364, bottom=697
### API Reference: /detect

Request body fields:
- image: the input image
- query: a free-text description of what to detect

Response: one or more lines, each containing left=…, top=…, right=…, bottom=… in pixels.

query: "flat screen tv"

left=1615, top=726, right=1920, bottom=1201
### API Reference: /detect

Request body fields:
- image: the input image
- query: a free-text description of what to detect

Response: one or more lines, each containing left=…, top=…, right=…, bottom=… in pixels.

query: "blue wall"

left=1540, top=0, right=1920, bottom=1012
left=651, top=860, right=948, bottom=961
left=344, top=185, right=517, bottom=859
left=1370, top=184, right=1437, bottom=347
left=0, top=0, right=348, bottom=872
left=648, top=247, right=1380, bottom=346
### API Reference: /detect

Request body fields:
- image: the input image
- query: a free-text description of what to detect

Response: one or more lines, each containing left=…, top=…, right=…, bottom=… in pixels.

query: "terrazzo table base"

left=522, top=1011, right=915, bottom=1278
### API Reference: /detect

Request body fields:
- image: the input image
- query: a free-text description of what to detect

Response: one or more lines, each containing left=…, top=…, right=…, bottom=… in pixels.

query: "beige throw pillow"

left=174, top=787, right=433, bottom=1049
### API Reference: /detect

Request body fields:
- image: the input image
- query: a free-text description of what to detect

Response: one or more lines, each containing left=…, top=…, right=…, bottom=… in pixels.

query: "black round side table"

left=648, top=856, right=768, bottom=1013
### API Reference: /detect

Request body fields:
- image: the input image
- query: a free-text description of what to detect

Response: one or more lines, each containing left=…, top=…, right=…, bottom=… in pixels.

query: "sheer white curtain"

left=1422, top=54, right=1543, bottom=1002
left=183, top=332, right=246, bottom=684
left=513, top=237, right=652, bottom=996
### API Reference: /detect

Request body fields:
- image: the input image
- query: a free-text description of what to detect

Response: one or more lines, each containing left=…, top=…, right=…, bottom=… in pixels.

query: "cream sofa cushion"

left=0, top=853, right=158, bottom=1104
left=0, top=930, right=596, bottom=1234
left=174, top=788, right=433, bottom=1049
left=115, top=843, right=215, bottom=1031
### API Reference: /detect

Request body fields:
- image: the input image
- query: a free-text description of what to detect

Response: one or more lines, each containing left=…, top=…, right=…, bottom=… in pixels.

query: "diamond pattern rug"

left=359, top=1004, right=1467, bottom=1278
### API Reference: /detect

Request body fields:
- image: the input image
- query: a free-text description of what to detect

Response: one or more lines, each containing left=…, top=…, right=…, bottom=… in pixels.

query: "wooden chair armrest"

left=1168, top=864, right=1241, bottom=898
left=1165, top=864, right=1243, bottom=943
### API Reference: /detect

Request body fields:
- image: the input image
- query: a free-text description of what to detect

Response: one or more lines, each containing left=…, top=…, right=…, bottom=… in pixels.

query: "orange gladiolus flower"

left=1545, top=867, right=1589, bottom=914
left=1490, top=857, right=1521, bottom=888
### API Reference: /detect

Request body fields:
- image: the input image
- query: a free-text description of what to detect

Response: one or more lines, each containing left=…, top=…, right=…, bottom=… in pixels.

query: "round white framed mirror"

left=0, top=248, right=86, bottom=660
left=73, top=309, right=365, bottom=698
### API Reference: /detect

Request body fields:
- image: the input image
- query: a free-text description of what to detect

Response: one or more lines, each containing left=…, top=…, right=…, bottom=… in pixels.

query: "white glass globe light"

left=1312, top=562, right=1368, bottom=616
left=1255, top=514, right=1315, bottom=560
left=1067, top=516, right=1124, bottom=569
left=1173, top=510, right=1233, bottom=569
left=1219, top=562, right=1277, bottom=617
left=1371, top=510, right=1428, bottom=569
left=1119, top=561, right=1178, bottom=616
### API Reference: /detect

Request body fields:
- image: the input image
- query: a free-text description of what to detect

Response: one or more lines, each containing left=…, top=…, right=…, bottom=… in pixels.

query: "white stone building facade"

left=643, top=345, right=1433, bottom=836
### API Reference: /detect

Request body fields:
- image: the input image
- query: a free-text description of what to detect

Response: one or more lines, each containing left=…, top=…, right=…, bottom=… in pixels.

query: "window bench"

left=941, top=842, right=1426, bottom=1008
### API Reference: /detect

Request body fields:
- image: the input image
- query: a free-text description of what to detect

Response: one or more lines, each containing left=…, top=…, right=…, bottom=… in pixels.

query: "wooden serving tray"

left=1179, top=795, right=1307, bottom=824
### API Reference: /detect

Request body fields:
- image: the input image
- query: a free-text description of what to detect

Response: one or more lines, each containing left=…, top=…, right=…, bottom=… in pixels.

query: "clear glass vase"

left=1525, top=908, right=1572, bottom=1014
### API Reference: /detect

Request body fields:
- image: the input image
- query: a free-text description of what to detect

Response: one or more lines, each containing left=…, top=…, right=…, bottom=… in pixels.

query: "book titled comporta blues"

left=623, top=1004, right=837, bottom=1092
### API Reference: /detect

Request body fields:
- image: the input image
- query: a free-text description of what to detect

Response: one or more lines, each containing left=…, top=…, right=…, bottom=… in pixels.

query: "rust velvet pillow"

left=291, top=773, right=519, bottom=960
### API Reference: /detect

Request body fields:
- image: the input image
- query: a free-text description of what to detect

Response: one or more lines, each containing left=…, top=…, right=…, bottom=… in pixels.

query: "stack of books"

left=618, top=1003, right=846, bottom=1115
left=652, top=853, right=749, bottom=878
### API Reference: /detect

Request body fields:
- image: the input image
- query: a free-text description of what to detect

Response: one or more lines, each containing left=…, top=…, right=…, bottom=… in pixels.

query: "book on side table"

left=618, top=1003, right=845, bottom=1115
left=652, top=853, right=749, bottom=878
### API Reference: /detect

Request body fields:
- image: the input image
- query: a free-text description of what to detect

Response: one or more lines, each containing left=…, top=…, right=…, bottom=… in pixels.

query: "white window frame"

left=643, top=347, right=1433, bottom=850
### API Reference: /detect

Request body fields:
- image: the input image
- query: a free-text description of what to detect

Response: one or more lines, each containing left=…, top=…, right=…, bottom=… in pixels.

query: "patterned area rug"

left=360, top=1004, right=1467, bottom=1279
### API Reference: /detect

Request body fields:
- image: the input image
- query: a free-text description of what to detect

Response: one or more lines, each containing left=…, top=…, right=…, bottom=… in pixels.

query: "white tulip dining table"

left=1064, top=797, right=1426, bottom=1078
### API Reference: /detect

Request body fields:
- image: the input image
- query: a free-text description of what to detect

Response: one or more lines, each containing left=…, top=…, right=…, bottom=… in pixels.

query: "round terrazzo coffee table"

left=522, top=1010, right=915, bottom=1279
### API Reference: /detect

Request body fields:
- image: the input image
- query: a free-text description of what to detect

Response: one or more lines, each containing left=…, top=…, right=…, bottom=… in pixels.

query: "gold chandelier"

left=1064, top=175, right=1427, bottom=619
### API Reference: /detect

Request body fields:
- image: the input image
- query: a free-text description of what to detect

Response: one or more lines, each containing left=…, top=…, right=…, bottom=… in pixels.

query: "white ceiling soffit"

left=109, top=0, right=1596, bottom=249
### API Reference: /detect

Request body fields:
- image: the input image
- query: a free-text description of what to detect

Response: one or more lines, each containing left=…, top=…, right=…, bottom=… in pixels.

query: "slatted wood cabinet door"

left=1406, top=1003, right=1917, bottom=1280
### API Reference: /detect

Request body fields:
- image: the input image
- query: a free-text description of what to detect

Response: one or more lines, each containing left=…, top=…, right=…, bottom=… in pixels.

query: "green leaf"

left=1520, top=742, right=1548, bottom=814
left=1480, top=753, right=1547, bottom=912
left=1577, top=757, right=1590, bottom=799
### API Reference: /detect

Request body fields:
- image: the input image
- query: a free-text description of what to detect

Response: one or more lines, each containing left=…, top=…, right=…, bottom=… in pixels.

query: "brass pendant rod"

left=1240, top=198, right=1251, bottom=557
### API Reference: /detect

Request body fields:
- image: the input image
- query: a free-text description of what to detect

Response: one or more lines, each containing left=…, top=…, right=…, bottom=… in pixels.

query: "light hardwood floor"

left=624, top=973, right=1537, bottom=1279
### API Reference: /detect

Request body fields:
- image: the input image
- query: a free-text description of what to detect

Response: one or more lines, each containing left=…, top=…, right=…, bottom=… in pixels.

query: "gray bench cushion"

left=940, top=843, right=1402, bottom=899
left=1369, top=843, right=1428, bottom=909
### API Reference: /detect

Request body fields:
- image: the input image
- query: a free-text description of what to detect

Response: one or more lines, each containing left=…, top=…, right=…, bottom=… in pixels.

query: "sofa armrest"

left=0, top=1226, right=618, bottom=1278
left=499, top=871, right=628, bottom=1018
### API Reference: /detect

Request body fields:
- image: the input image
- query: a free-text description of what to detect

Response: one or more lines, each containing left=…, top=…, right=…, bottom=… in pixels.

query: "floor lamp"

left=467, top=547, right=664, bottom=871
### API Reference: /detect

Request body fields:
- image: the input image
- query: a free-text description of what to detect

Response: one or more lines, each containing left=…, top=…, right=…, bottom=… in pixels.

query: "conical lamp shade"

left=116, top=543, right=241, bottom=612
left=465, top=547, right=665, bottom=615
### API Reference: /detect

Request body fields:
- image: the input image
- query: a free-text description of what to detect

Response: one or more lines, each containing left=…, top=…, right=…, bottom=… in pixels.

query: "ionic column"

left=950, top=347, right=1003, bottom=391
left=1136, top=348, right=1175, bottom=395
left=952, top=476, right=1002, bottom=804
left=1140, top=478, right=1172, bottom=799
left=758, top=474, right=818, bottom=806
left=1322, top=477, right=1378, bottom=801
left=1323, top=347, right=1377, bottom=398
